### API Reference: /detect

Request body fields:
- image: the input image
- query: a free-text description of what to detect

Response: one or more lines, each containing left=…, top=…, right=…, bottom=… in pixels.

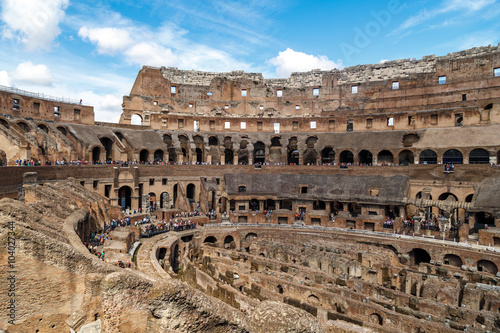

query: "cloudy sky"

left=0, top=0, right=499, bottom=122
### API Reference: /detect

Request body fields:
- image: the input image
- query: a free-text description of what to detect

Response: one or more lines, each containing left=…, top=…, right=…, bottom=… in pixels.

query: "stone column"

left=142, top=194, right=150, bottom=213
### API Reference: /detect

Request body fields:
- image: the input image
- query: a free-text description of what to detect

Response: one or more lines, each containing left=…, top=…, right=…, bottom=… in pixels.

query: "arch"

left=56, top=126, right=67, bottom=135
left=37, top=124, right=49, bottom=133
left=287, top=137, right=299, bottom=165
left=416, top=191, right=432, bottom=200
left=277, top=285, right=284, bottom=294
left=271, top=137, right=281, bottom=147
left=303, top=148, right=318, bottom=165
left=245, top=233, right=258, bottom=242
left=249, top=199, right=259, bottom=211
left=160, top=192, right=170, bottom=209
left=306, top=136, right=317, bottom=148
left=0, top=118, right=9, bottom=129
left=224, top=235, right=235, bottom=249
left=16, top=121, right=30, bottom=132
left=154, top=149, right=164, bottom=162
left=419, top=149, right=437, bottom=164
left=254, top=141, right=265, bottom=164
left=225, top=149, right=234, bottom=165
left=118, top=186, right=132, bottom=210
left=398, top=150, right=414, bottom=165
left=148, top=192, right=156, bottom=210
left=163, top=134, right=173, bottom=147
left=140, top=149, right=149, bottom=162
left=465, top=194, right=474, bottom=202
left=408, top=248, right=431, bottom=266
left=438, top=192, right=458, bottom=201
left=203, top=236, right=218, bottom=244
left=368, top=313, right=383, bottom=326
left=195, top=148, right=203, bottom=163
left=443, top=149, right=463, bottom=164
left=469, top=148, right=489, bottom=164
left=264, top=199, right=276, bottom=211
left=477, top=260, right=498, bottom=275
left=339, top=150, right=354, bottom=164
left=99, top=137, right=113, bottom=161
left=92, top=146, right=101, bottom=163
left=186, top=183, right=196, bottom=202
left=377, top=150, right=394, bottom=164
left=307, top=294, right=320, bottom=303
left=358, top=150, right=372, bottom=165
left=443, top=254, right=463, bottom=267
left=208, top=136, right=218, bottom=146
left=131, top=114, right=142, bottom=125
left=321, top=147, right=335, bottom=164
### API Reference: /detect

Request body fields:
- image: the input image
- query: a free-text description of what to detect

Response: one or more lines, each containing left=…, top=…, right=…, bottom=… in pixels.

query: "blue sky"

left=0, top=0, right=499, bottom=122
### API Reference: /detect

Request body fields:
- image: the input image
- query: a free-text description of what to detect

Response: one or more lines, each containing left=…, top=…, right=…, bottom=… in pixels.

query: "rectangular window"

left=241, top=89, right=247, bottom=97
left=329, top=120, right=335, bottom=129
left=310, top=121, right=317, bottom=129
left=12, top=98, right=20, bottom=110
left=295, top=105, right=300, bottom=109
left=225, top=121, right=230, bottom=129
left=209, top=120, right=215, bottom=130
left=293, top=121, right=298, bottom=130
left=347, top=120, right=353, bottom=132
left=33, top=102, right=40, bottom=113
left=162, top=118, right=167, bottom=127
left=240, top=121, right=246, bottom=129
left=189, top=103, right=193, bottom=108
left=408, top=115, right=415, bottom=125
left=93, top=180, right=98, bottom=189
left=149, top=179, right=154, bottom=186
left=178, top=119, right=184, bottom=128
left=194, top=120, right=200, bottom=132
left=313, top=88, right=319, bottom=96
left=387, top=117, right=394, bottom=126
left=438, top=76, right=446, bottom=85
left=257, top=122, right=262, bottom=131
left=239, top=205, right=245, bottom=211
left=225, top=105, right=229, bottom=109
left=430, top=114, right=438, bottom=125
left=462, top=94, right=467, bottom=101
left=494, top=68, right=500, bottom=77
left=74, top=109, right=80, bottom=120
left=274, top=123, right=280, bottom=133
left=455, top=113, right=463, bottom=127
left=277, top=89, right=282, bottom=97
left=162, top=178, right=167, bottom=185
left=351, top=85, right=358, bottom=94
left=104, top=185, right=111, bottom=198
left=54, top=106, right=60, bottom=117
left=392, top=81, right=399, bottom=90
left=366, top=118, right=372, bottom=128
left=171, top=86, right=176, bottom=94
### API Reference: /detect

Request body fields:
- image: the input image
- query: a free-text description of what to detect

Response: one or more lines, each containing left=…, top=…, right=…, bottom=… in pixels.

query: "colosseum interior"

left=1, top=45, right=500, bottom=333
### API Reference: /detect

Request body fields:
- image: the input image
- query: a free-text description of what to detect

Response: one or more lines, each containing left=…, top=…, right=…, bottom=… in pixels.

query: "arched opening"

left=170, top=243, right=180, bottom=273
left=245, top=233, right=258, bottom=242
left=443, top=254, right=463, bottom=267
left=163, top=134, right=173, bottom=146
left=160, top=192, right=170, bottom=209
left=368, top=313, right=383, bottom=326
left=186, top=184, right=196, bottom=202
left=209, top=136, right=218, bottom=146
left=469, top=148, right=489, bottom=164
left=224, top=149, right=234, bottom=165
left=140, top=149, right=149, bottom=162
left=287, top=137, right=299, bottom=165
left=195, top=148, right=203, bottom=163
left=321, top=147, right=335, bottom=164
left=398, top=150, right=414, bottom=165
left=339, top=150, right=354, bottom=164
left=148, top=192, right=156, bottom=210
left=313, top=200, right=326, bottom=210
left=377, top=150, right=394, bottom=164
left=308, top=294, right=320, bottom=304
left=465, top=194, right=474, bottom=202
left=416, top=192, right=432, bottom=200
left=249, top=199, right=259, bottom=211
left=37, top=124, right=49, bottom=133
left=358, top=150, right=372, bottom=165
left=0, top=118, right=9, bottom=129
left=477, top=260, right=498, bottom=275
left=56, top=126, right=66, bottom=135
left=438, top=192, right=458, bottom=202
left=99, top=137, right=113, bottom=161
left=131, top=114, right=142, bottom=125
left=264, top=199, right=276, bottom=211
left=118, top=186, right=132, bottom=210
left=253, top=141, right=265, bottom=164
left=443, top=149, right=463, bottom=164
left=408, top=248, right=431, bottom=266
left=419, top=150, right=437, bottom=164
left=224, top=235, right=235, bottom=249
left=280, top=199, right=292, bottom=210
left=17, top=121, right=30, bottom=132
left=92, top=147, right=101, bottom=163
left=203, top=236, right=218, bottom=245
left=154, top=150, right=164, bottom=162
left=277, top=285, right=284, bottom=294
left=303, top=148, right=318, bottom=165
left=238, top=140, right=249, bottom=165
left=271, top=137, right=281, bottom=147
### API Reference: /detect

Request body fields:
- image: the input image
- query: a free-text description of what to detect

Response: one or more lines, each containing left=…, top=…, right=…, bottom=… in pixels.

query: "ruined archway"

left=408, top=248, right=431, bottom=266
left=377, top=150, right=394, bottom=164
left=419, top=150, right=437, bottom=164
left=131, top=114, right=142, bottom=125
left=154, top=149, right=164, bottom=162
left=443, top=254, right=463, bottom=267
left=140, top=149, right=149, bottom=163
left=224, top=235, right=235, bottom=249
left=398, top=150, right=414, bottom=165
left=99, top=137, right=113, bottom=161
left=224, top=149, right=234, bottom=165
left=358, top=150, right=372, bottom=165
left=254, top=141, right=265, bottom=164
left=118, top=186, right=132, bottom=210
left=339, top=150, right=354, bottom=164
left=477, top=260, right=498, bottom=275
left=321, top=147, right=335, bottom=164
left=287, top=137, right=299, bottom=165
left=92, top=146, right=101, bottom=163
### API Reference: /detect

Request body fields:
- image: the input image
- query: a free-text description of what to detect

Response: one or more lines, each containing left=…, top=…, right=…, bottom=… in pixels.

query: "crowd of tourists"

left=383, top=218, right=394, bottom=228
left=84, top=217, right=132, bottom=260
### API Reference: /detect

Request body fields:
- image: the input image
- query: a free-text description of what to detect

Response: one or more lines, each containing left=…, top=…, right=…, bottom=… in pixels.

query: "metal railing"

left=0, top=85, right=83, bottom=105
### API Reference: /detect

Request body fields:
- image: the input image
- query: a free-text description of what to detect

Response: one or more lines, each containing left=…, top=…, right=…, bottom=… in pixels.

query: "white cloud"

left=125, top=42, right=180, bottom=67
left=267, top=48, right=342, bottom=78
left=379, top=59, right=389, bottom=63
left=78, top=27, right=133, bottom=55
left=0, top=70, right=10, bottom=86
left=11, top=61, right=55, bottom=86
left=0, top=0, right=69, bottom=51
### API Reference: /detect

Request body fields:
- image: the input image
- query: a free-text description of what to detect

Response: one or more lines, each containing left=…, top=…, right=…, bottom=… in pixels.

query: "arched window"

left=419, top=150, right=437, bottom=164
left=443, top=149, right=463, bottom=164
left=469, top=148, right=489, bottom=164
